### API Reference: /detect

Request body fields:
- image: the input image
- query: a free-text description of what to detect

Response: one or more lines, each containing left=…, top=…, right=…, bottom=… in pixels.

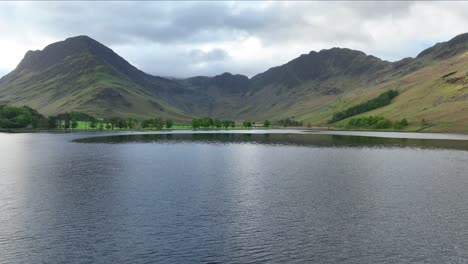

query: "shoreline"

left=1, top=126, right=468, bottom=136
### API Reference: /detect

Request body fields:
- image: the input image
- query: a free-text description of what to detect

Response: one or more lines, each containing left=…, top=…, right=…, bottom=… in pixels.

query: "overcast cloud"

left=0, top=1, right=467, bottom=78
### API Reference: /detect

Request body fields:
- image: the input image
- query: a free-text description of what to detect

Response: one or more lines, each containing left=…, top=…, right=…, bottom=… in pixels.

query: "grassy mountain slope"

left=298, top=35, right=468, bottom=132
left=178, top=72, right=250, bottom=117
left=0, top=33, right=467, bottom=132
left=234, top=48, right=393, bottom=121
left=0, top=36, right=193, bottom=120
left=236, top=33, right=468, bottom=132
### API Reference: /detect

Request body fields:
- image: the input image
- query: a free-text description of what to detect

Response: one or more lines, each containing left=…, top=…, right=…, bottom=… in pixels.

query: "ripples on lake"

left=1, top=131, right=468, bottom=263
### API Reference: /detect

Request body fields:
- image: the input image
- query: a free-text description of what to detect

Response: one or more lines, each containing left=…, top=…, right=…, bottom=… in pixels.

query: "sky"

left=0, top=1, right=467, bottom=78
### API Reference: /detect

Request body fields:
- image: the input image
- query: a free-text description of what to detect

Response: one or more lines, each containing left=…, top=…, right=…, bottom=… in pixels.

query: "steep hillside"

left=296, top=33, right=468, bottom=132
left=234, top=48, right=394, bottom=120
left=177, top=72, right=250, bottom=117
left=0, top=36, right=194, bottom=120
left=0, top=33, right=467, bottom=132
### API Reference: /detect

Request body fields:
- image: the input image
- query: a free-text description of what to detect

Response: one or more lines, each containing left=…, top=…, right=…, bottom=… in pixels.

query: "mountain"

left=417, top=33, right=468, bottom=60
left=289, top=33, right=468, bottom=132
left=0, top=36, right=194, bottom=119
left=236, top=48, right=394, bottom=120
left=0, top=33, right=467, bottom=132
left=249, top=48, right=390, bottom=91
left=184, top=72, right=250, bottom=95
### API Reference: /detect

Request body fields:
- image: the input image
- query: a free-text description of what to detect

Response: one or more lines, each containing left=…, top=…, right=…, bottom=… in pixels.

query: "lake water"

left=1, top=130, right=468, bottom=263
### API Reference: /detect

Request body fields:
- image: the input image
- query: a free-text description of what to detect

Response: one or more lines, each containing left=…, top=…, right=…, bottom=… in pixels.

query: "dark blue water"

left=1, top=131, right=468, bottom=263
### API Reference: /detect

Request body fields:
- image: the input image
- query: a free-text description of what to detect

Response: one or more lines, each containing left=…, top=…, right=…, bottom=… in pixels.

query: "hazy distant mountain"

left=0, top=33, right=467, bottom=132
left=183, top=72, right=250, bottom=95
left=250, top=48, right=391, bottom=92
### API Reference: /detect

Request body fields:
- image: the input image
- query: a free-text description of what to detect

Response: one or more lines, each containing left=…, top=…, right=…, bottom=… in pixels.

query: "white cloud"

left=0, top=1, right=467, bottom=78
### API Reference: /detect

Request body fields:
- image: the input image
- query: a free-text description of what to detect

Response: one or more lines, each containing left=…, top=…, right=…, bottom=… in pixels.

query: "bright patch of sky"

left=0, top=1, right=467, bottom=78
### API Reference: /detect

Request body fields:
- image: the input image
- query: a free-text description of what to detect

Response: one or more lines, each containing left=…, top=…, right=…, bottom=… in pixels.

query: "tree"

left=70, top=112, right=79, bottom=130
left=109, top=117, right=120, bottom=130
left=400, top=118, right=409, bottom=127
left=222, top=120, right=231, bottom=129
left=263, top=120, right=270, bottom=127
left=99, top=120, right=104, bottom=130
left=90, top=119, right=97, bottom=130
left=214, top=118, right=222, bottom=128
left=71, top=118, right=78, bottom=129
left=277, top=117, right=302, bottom=127
left=192, top=118, right=200, bottom=129
left=141, top=119, right=151, bottom=130
left=64, top=119, right=70, bottom=130
left=393, top=118, right=409, bottom=129
left=165, top=119, right=173, bottom=129
left=242, top=120, right=252, bottom=128
left=154, top=117, right=164, bottom=130
left=48, top=116, right=58, bottom=129
left=200, top=117, right=213, bottom=128
left=375, top=119, right=392, bottom=129
left=347, top=115, right=395, bottom=129
left=0, top=105, right=47, bottom=129
left=71, top=120, right=78, bottom=129
left=127, top=118, right=137, bottom=129
left=117, top=119, right=127, bottom=130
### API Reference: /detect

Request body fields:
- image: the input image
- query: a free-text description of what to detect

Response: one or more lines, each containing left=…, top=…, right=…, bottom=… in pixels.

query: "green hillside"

left=0, top=36, right=193, bottom=121
left=0, top=33, right=467, bottom=132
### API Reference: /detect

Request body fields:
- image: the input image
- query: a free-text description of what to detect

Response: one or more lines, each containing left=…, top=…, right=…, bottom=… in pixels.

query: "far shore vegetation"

left=329, top=89, right=400, bottom=123
left=0, top=105, right=274, bottom=131
left=0, top=104, right=435, bottom=133
left=345, top=116, right=408, bottom=130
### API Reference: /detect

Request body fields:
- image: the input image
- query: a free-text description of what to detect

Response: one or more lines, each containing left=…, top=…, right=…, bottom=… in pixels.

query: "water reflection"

left=2, top=132, right=468, bottom=263
left=74, top=133, right=468, bottom=151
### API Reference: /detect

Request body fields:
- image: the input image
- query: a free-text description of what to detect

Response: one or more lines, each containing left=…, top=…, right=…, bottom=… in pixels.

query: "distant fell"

left=0, top=32, right=467, bottom=132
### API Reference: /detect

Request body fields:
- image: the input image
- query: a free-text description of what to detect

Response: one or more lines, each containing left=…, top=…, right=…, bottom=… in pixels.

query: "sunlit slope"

left=0, top=36, right=192, bottom=120
left=0, top=33, right=467, bottom=131
left=238, top=34, right=468, bottom=132
left=292, top=52, right=467, bottom=132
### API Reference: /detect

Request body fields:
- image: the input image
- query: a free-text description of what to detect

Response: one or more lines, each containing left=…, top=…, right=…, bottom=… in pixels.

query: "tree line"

left=346, top=116, right=409, bottom=129
left=0, top=105, right=48, bottom=129
left=0, top=106, right=143, bottom=130
left=192, top=117, right=236, bottom=129
left=330, top=90, right=400, bottom=123
left=50, top=113, right=140, bottom=130
left=141, top=117, right=173, bottom=130
left=1, top=104, right=276, bottom=131
left=191, top=118, right=272, bottom=129
left=277, top=117, right=303, bottom=127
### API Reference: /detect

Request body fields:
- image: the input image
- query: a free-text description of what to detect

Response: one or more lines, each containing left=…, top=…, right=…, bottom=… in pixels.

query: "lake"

left=1, top=130, right=468, bottom=263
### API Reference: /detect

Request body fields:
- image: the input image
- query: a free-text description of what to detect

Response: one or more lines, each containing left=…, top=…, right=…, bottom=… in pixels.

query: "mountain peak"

left=417, top=32, right=468, bottom=59
left=65, top=35, right=94, bottom=41
left=61, top=35, right=104, bottom=48
left=446, top=32, right=468, bottom=46
left=250, top=46, right=389, bottom=89
left=218, top=72, right=234, bottom=77
left=15, top=35, right=111, bottom=73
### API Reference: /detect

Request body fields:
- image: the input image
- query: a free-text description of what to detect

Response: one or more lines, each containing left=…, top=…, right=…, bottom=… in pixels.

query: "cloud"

left=189, top=48, right=230, bottom=63
left=0, top=1, right=467, bottom=77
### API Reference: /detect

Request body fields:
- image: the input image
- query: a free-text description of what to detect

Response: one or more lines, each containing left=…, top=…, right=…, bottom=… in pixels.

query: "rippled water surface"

left=1, top=130, right=468, bottom=263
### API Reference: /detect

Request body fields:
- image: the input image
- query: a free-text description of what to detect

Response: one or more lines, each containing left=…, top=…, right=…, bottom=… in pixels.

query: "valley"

left=0, top=33, right=467, bottom=132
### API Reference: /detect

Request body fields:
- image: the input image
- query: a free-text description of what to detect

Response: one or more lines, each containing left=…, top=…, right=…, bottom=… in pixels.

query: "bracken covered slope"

left=0, top=33, right=467, bottom=131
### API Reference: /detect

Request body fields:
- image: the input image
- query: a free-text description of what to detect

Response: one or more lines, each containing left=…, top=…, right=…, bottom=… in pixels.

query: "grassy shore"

left=2, top=122, right=467, bottom=134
